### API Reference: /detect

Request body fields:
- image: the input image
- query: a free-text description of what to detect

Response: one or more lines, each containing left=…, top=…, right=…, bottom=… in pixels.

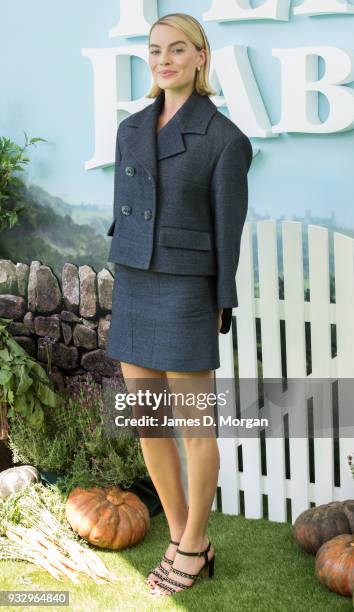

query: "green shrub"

left=0, top=132, right=46, bottom=231
left=7, top=373, right=147, bottom=496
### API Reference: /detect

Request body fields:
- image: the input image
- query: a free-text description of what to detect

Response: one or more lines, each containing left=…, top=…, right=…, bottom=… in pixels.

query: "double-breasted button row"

left=122, top=165, right=151, bottom=219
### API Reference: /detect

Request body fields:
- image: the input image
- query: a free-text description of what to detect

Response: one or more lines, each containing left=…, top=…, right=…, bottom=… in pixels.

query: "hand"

left=217, top=308, right=223, bottom=333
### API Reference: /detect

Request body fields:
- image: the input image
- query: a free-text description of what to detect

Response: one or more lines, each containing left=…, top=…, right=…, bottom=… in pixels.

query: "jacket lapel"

left=123, top=89, right=217, bottom=177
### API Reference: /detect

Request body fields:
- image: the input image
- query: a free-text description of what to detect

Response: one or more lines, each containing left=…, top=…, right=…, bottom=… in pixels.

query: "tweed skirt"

left=105, top=263, right=220, bottom=372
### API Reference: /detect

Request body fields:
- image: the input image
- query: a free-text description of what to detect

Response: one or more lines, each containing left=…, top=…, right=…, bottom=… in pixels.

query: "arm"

left=211, top=132, right=253, bottom=331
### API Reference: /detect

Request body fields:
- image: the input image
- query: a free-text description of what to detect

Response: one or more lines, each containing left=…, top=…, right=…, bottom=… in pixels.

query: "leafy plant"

left=7, top=373, right=147, bottom=496
left=0, top=317, right=63, bottom=430
left=0, top=131, right=47, bottom=231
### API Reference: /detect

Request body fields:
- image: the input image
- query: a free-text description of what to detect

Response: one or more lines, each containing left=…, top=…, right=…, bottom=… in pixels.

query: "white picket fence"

left=214, top=220, right=354, bottom=524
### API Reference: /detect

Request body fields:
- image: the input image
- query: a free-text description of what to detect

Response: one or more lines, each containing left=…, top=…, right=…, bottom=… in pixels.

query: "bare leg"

left=119, top=361, right=188, bottom=583
left=152, top=369, right=219, bottom=595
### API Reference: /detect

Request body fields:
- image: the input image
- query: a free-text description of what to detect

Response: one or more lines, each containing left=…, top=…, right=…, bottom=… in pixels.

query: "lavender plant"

left=38, top=335, right=56, bottom=376
left=7, top=373, right=147, bottom=495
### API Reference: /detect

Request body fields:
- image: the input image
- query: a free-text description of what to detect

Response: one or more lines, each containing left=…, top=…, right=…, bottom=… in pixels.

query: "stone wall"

left=0, top=259, right=121, bottom=390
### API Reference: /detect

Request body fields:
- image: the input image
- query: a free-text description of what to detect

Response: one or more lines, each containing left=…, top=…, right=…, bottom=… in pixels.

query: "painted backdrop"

left=1, top=0, right=353, bottom=277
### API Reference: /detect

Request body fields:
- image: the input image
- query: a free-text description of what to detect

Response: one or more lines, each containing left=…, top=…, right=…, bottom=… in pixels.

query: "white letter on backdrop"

left=109, top=0, right=158, bottom=38
left=272, top=46, right=354, bottom=133
left=211, top=45, right=274, bottom=138
left=203, top=0, right=291, bottom=21
left=82, top=46, right=152, bottom=170
left=294, top=0, right=354, bottom=16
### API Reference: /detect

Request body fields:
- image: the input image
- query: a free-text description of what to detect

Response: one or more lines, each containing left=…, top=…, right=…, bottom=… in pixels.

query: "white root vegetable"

left=78, top=547, right=119, bottom=581
left=1, top=485, right=119, bottom=584
left=25, top=553, right=64, bottom=581
left=3, top=522, right=117, bottom=583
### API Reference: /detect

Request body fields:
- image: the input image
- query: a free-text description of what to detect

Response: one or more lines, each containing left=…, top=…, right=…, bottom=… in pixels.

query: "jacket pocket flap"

left=159, top=227, right=212, bottom=251
left=106, top=219, right=116, bottom=237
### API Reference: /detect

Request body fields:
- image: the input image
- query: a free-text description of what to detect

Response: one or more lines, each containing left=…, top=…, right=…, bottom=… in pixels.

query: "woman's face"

left=148, top=24, right=206, bottom=92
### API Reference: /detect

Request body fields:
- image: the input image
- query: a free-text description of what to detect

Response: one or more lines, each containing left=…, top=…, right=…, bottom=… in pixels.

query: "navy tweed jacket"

left=106, top=88, right=253, bottom=333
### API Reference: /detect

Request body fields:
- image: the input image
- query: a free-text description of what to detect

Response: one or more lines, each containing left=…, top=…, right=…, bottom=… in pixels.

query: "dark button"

left=143, top=209, right=152, bottom=221
left=125, top=165, right=135, bottom=177
left=121, top=205, right=132, bottom=215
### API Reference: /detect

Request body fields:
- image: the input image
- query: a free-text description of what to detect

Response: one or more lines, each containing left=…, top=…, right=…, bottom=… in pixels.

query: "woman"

left=106, top=12, right=252, bottom=596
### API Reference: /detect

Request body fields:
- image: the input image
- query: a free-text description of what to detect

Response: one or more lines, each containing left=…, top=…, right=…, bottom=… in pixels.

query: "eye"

left=172, top=48, right=184, bottom=53
left=149, top=49, right=159, bottom=55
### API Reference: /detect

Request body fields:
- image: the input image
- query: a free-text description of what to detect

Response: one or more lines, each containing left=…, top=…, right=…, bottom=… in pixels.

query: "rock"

left=13, top=336, right=36, bottom=358
left=61, top=322, right=72, bottom=345
left=34, top=314, right=61, bottom=340
left=73, top=324, right=97, bottom=350
left=28, top=263, right=62, bottom=314
left=38, top=343, right=79, bottom=370
left=0, top=260, right=18, bottom=295
left=82, top=318, right=98, bottom=330
left=98, top=318, right=110, bottom=348
left=7, top=322, right=32, bottom=337
left=60, top=310, right=82, bottom=323
left=79, top=266, right=97, bottom=318
left=27, top=261, right=41, bottom=312
left=62, top=263, right=79, bottom=313
left=35, top=266, right=62, bottom=313
left=23, top=312, right=34, bottom=333
left=16, top=263, right=29, bottom=298
left=97, top=268, right=113, bottom=311
left=0, top=295, right=26, bottom=320
left=81, top=349, right=119, bottom=377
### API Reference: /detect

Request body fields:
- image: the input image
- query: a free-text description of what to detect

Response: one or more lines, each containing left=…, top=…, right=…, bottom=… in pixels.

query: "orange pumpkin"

left=315, top=534, right=354, bottom=597
left=65, top=485, right=150, bottom=550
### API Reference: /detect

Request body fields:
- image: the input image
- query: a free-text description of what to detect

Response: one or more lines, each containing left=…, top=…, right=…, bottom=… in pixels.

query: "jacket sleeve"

left=210, top=132, right=252, bottom=316
left=106, top=125, right=122, bottom=237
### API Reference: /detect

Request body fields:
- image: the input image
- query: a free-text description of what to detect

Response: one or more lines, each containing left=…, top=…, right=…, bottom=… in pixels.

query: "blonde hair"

left=145, top=13, right=217, bottom=98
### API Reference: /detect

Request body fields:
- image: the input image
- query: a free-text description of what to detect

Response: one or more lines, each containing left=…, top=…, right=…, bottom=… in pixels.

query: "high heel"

left=145, top=539, right=180, bottom=585
left=151, top=539, right=215, bottom=596
left=200, top=552, right=215, bottom=579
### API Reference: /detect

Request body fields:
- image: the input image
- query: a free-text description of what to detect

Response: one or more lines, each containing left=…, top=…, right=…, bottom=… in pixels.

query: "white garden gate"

left=214, top=220, right=354, bottom=525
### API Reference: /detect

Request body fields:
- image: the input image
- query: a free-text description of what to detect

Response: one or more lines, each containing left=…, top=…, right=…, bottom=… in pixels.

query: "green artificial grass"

left=0, top=510, right=352, bottom=612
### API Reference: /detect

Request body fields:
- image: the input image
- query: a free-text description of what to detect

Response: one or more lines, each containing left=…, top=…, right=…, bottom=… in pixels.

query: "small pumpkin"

left=65, top=485, right=150, bottom=550
left=315, top=534, right=354, bottom=597
left=293, top=500, right=354, bottom=554
left=0, top=465, right=40, bottom=499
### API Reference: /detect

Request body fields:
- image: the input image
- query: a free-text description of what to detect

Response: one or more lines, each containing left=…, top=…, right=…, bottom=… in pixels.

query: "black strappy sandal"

left=145, top=539, right=180, bottom=586
left=150, top=539, right=215, bottom=596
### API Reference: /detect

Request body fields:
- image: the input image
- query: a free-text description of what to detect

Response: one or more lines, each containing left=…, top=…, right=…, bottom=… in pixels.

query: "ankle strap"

left=177, top=539, right=211, bottom=557
left=169, top=539, right=180, bottom=546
